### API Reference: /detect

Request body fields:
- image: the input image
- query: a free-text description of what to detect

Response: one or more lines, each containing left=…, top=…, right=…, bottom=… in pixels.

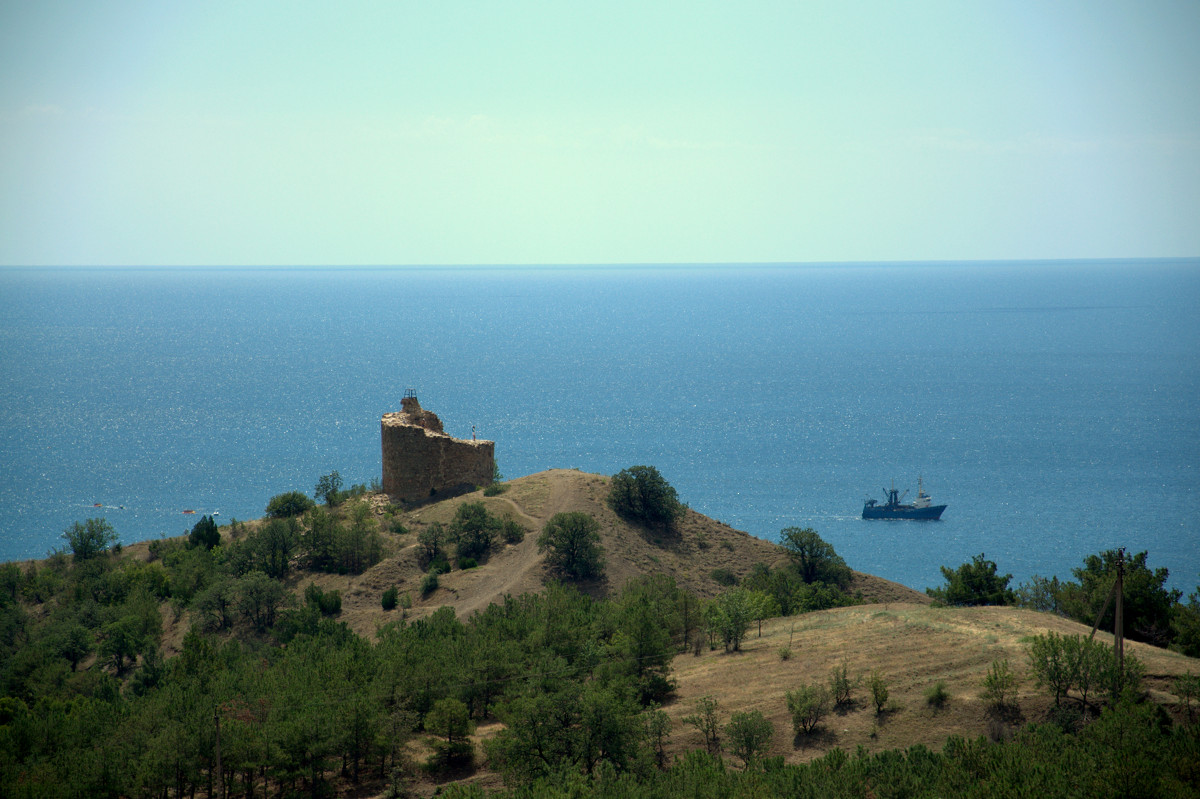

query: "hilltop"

left=128, top=468, right=927, bottom=651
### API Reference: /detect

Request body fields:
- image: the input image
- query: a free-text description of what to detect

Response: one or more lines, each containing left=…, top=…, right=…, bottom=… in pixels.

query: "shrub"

left=538, top=512, right=605, bottom=581
left=500, top=516, right=525, bottom=544
left=304, top=583, right=341, bottom=616
left=417, top=523, right=447, bottom=571
left=711, top=568, right=738, bottom=587
left=188, top=515, right=220, bottom=550
left=265, top=491, right=315, bottom=519
left=714, top=589, right=754, bottom=652
left=1027, top=632, right=1138, bottom=707
left=483, top=483, right=508, bottom=497
left=608, top=465, right=685, bottom=530
left=62, top=518, right=119, bottom=562
left=982, top=659, right=1017, bottom=710
left=1028, top=632, right=1074, bottom=706
left=381, top=586, right=399, bottom=611
left=426, top=697, right=472, bottom=743
left=420, top=571, right=439, bottom=597
left=388, top=518, right=408, bottom=535
left=778, top=527, right=851, bottom=588
left=925, top=681, right=950, bottom=709
left=314, top=471, right=344, bottom=506
left=926, top=553, right=1015, bottom=606
left=1173, top=671, right=1199, bottom=723
left=449, top=502, right=500, bottom=562
left=457, top=557, right=478, bottom=570
left=725, top=710, right=774, bottom=767
left=869, top=670, right=889, bottom=715
left=830, top=662, right=857, bottom=707
left=682, top=695, right=722, bottom=753
left=786, top=683, right=830, bottom=736
left=778, top=647, right=792, bottom=661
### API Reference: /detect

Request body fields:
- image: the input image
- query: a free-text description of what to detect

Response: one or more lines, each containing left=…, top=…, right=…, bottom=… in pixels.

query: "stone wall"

left=381, top=396, right=494, bottom=504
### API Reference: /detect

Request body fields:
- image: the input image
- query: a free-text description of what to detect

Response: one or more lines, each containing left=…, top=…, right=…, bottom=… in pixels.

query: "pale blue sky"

left=2, top=1, right=1197, bottom=265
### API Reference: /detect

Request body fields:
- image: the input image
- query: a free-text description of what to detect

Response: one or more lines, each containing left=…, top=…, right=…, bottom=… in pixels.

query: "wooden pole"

left=1115, top=548, right=1125, bottom=686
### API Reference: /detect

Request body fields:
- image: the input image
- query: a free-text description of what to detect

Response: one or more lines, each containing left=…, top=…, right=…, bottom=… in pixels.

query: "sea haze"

left=1, top=261, right=1197, bottom=595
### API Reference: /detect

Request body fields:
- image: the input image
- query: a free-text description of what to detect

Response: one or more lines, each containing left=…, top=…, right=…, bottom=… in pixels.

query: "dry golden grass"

left=665, top=603, right=1199, bottom=764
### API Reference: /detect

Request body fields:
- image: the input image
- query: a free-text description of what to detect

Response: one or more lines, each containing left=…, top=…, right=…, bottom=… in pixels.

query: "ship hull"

left=862, top=504, right=946, bottom=520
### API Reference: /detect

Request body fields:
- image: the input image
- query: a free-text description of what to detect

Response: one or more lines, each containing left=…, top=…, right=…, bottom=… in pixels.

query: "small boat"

left=863, top=477, right=946, bottom=520
left=93, top=502, right=103, bottom=507
left=182, top=509, right=196, bottom=514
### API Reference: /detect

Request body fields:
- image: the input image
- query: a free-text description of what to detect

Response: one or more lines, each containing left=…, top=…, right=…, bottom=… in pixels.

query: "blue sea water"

left=1, top=261, right=1198, bottom=595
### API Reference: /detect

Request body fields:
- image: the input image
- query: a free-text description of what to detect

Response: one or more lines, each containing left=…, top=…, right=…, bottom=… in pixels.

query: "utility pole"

left=1089, top=547, right=1126, bottom=690
left=1114, top=548, right=1125, bottom=683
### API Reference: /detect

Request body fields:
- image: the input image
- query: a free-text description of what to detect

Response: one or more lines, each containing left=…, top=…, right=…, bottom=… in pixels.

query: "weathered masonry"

left=380, top=394, right=494, bottom=504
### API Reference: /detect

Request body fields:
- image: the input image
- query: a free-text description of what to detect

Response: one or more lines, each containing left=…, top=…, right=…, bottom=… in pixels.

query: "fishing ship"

left=862, top=477, right=946, bottom=520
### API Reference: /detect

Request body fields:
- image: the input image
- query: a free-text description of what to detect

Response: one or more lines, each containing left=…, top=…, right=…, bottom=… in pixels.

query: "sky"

left=1, top=1, right=1198, bottom=266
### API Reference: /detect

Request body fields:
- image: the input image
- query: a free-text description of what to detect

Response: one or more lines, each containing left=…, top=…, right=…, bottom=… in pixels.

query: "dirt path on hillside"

left=438, top=471, right=594, bottom=618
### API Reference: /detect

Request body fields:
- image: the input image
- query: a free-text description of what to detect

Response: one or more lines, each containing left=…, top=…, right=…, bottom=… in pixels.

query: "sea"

left=1, top=261, right=1198, bottom=596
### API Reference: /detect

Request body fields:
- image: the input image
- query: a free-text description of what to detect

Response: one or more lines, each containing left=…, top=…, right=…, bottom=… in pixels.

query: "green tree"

left=926, top=553, right=1014, bottom=606
left=1014, top=574, right=1064, bottom=613
left=236, top=570, right=290, bottom=632
left=713, top=589, right=753, bottom=652
left=538, top=511, right=606, bottom=581
left=786, top=682, right=831, bottom=736
left=681, top=695, right=722, bottom=753
left=449, top=501, right=500, bottom=562
left=255, top=518, right=299, bottom=579
left=608, top=465, right=685, bottom=530
left=314, top=470, right=344, bottom=506
left=829, top=662, right=858, bottom=707
left=62, top=518, right=119, bottom=562
left=1028, top=632, right=1074, bottom=706
left=417, top=522, right=447, bottom=571
left=426, top=697, right=471, bottom=744
left=339, top=500, right=383, bottom=574
left=1059, top=549, right=1181, bottom=646
left=58, top=622, right=94, bottom=671
left=99, top=615, right=144, bottom=675
left=607, top=576, right=679, bottom=704
left=194, top=576, right=237, bottom=631
left=300, top=506, right=341, bottom=572
left=982, top=659, right=1017, bottom=710
left=869, top=670, right=890, bottom=715
left=1172, top=585, right=1200, bottom=658
left=187, top=514, right=219, bottom=550
left=265, top=490, right=315, bottom=519
left=778, top=527, right=851, bottom=587
left=724, top=710, right=773, bottom=767
left=1173, top=670, right=1200, bottom=723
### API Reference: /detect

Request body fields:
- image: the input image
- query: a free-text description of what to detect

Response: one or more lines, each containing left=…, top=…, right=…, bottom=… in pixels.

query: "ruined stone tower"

left=381, top=394, right=494, bottom=504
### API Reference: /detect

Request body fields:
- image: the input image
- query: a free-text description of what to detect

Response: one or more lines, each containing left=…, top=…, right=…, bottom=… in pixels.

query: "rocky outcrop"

left=381, top=396, right=494, bottom=504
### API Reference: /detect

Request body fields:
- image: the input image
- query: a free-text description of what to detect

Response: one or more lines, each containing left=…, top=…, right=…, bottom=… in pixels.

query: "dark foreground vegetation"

left=0, top=467, right=1197, bottom=798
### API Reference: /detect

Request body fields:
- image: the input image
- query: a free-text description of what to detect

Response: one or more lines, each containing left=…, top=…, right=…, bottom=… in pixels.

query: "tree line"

left=926, top=549, right=1200, bottom=658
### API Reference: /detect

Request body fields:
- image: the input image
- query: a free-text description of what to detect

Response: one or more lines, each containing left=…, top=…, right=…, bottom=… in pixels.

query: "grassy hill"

left=158, top=469, right=927, bottom=647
